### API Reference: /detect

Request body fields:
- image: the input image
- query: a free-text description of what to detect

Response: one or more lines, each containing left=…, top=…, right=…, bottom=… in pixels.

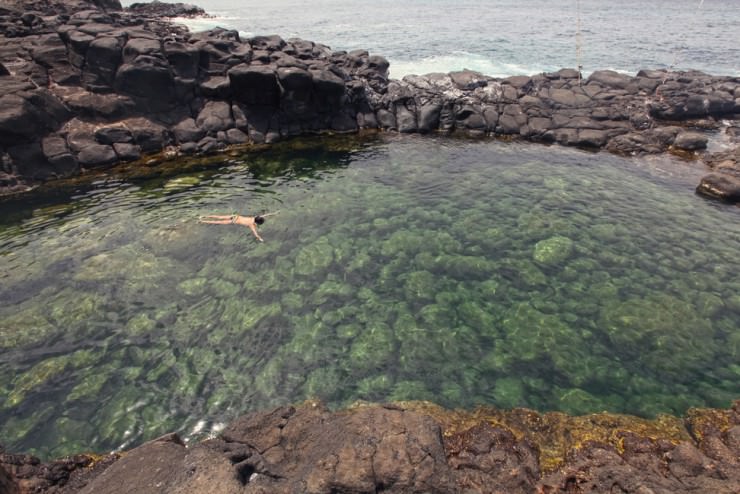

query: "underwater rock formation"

left=2, top=400, right=739, bottom=493
left=0, top=0, right=739, bottom=201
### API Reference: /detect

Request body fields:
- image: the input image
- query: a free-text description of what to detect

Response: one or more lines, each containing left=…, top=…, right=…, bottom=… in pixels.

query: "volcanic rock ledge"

left=2, top=400, right=740, bottom=493
left=1, top=0, right=740, bottom=201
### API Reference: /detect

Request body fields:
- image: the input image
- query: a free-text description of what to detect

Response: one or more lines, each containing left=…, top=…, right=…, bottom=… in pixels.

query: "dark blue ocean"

left=137, top=0, right=740, bottom=78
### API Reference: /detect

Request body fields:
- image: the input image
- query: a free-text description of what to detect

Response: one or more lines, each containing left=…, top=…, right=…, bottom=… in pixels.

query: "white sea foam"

left=388, top=52, right=552, bottom=79
left=172, top=15, right=239, bottom=34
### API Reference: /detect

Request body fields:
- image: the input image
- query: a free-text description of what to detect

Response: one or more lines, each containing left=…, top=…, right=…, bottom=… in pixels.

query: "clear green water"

left=1, top=135, right=739, bottom=459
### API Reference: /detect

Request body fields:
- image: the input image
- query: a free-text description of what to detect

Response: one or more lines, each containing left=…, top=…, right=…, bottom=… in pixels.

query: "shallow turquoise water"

left=1, top=135, right=739, bottom=458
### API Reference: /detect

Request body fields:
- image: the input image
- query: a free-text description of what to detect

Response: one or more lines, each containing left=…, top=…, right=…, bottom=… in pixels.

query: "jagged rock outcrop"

left=0, top=0, right=739, bottom=202
left=2, top=400, right=739, bottom=493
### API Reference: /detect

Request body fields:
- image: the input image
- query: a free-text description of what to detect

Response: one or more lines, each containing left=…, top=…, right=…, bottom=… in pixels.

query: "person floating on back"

left=198, top=211, right=278, bottom=242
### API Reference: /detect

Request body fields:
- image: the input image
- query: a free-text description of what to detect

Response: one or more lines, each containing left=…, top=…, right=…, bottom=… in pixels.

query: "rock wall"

left=1, top=0, right=739, bottom=201
left=2, top=400, right=739, bottom=493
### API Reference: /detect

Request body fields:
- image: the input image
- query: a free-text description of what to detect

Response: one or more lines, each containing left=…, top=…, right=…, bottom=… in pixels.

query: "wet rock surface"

left=2, top=400, right=739, bottom=493
left=0, top=0, right=739, bottom=201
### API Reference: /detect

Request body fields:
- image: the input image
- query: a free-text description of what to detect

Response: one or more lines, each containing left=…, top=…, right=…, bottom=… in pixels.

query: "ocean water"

left=136, top=0, right=740, bottom=78
left=1, top=135, right=739, bottom=459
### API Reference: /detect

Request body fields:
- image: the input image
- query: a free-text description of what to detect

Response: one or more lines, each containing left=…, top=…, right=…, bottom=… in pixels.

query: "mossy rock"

left=533, top=235, right=574, bottom=266
left=380, top=230, right=428, bottom=257
left=125, top=312, right=156, bottom=335
left=281, top=292, right=304, bottom=311
left=355, top=374, right=394, bottom=400
left=349, top=322, right=397, bottom=373
left=0, top=407, right=55, bottom=447
left=403, top=270, right=437, bottom=302
left=67, top=368, right=112, bottom=403
left=388, top=380, right=436, bottom=402
left=599, top=294, right=716, bottom=377
left=294, top=236, right=334, bottom=276
left=7, top=350, right=99, bottom=408
left=492, top=377, right=526, bottom=409
left=456, top=300, right=497, bottom=331
left=312, top=280, right=354, bottom=305
left=441, top=255, right=496, bottom=280
left=163, top=175, right=202, bottom=189
left=0, top=306, right=55, bottom=350
left=302, top=366, right=343, bottom=399
left=502, top=259, right=547, bottom=287
left=558, top=387, right=607, bottom=415
left=210, top=279, right=241, bottom=298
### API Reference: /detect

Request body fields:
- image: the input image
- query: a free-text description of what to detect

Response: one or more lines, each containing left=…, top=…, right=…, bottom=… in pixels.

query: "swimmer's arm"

left=248, top=224, right=264, bottom=242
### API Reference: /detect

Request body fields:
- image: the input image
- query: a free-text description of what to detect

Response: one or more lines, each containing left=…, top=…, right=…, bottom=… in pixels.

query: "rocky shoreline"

left=2, top=1, right=740, bottom=493
left=2, top=400, right=739, bottom=493
left=1, top=0, right=739, bottom=201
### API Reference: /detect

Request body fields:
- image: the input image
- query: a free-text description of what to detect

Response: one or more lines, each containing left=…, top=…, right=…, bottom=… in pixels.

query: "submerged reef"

left=0, top=0, right=739, bottom=201
left=2, top=400, right=739, bottom=493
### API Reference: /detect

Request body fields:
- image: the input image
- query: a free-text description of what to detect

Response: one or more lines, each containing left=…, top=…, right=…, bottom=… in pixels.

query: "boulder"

left=0, top=94, right=46, bottom=144
left=197, top=135, right=220, bottom=153
left=418, top=102, right=442, bottom=132
left=78, top=434, right=188, bottom=494
left=65, top=30, right=96, bottom=68
left=696, top=173, right=740, bottom=203
left=249, top=34, right=286, bottom=51
left=113, top=142, right=141, bottom=161
left=163, top=41, right=200, bottom=79
left=577, top=129, right=609, bottom=147
left=173, top=118, right=205, bottom=143
left=228, top=64, right=280, bottom=106
left=41, top=135, right=77, bottom=175
left=195, top=101, right=234, bottom=133
left=588, top=70, right=633, bottom=89
left=62, top=90, right=135, bottom=120
left=114, top=55, right=175, bottom=104
left=220, top=404, right=455, bottom=493
left=456, top=104, right=486, bottom=131
left=76, top=143, right=117, bottom=167
left=548, top=88, right=591, bottom=107
left=122, top=37, right=162, bottom=62
left=451, top=70, right=488, bottom=90
left=396, top=103, right=417, bottom=133
left=7, top=142, right=54, bottom=179
left=83, top=35, right=124, bottom=88
left=200, top=76, right=231, bottom=98
left=311, top=68, right=346, bottom=109
left=367, top=55, right=390, bottom=78
left=277, top=66, right=313, bottom=114
left=120, top=117, right=169, bottom=152
left=95, top=126, right=132, bottom=144
left=225, top=128, right=248, bottom=144
left=673, top=131, right=708, bottom=151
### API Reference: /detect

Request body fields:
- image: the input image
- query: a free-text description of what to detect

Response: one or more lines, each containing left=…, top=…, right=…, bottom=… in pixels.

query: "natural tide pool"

left=1, top=135, right=739, bottom=459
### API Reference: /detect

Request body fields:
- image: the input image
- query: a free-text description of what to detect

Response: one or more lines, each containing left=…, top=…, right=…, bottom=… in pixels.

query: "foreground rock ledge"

left=1, top=0, right=740, bottom=202
left=2, top=400, right=739, bottom=493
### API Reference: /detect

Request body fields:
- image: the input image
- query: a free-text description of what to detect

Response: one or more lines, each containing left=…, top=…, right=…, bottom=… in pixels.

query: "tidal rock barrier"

left=2, top=400, right=740, bottom=493
left=1, top=0, right=739, bottom=201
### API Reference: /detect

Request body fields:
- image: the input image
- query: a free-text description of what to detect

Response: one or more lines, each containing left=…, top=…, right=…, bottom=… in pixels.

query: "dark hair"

left=254, top=216, right=265, bottom=225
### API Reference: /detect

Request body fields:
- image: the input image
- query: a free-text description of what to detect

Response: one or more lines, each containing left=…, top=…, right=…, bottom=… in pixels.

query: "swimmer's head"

left=255, top=216, right=265, bottom=225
